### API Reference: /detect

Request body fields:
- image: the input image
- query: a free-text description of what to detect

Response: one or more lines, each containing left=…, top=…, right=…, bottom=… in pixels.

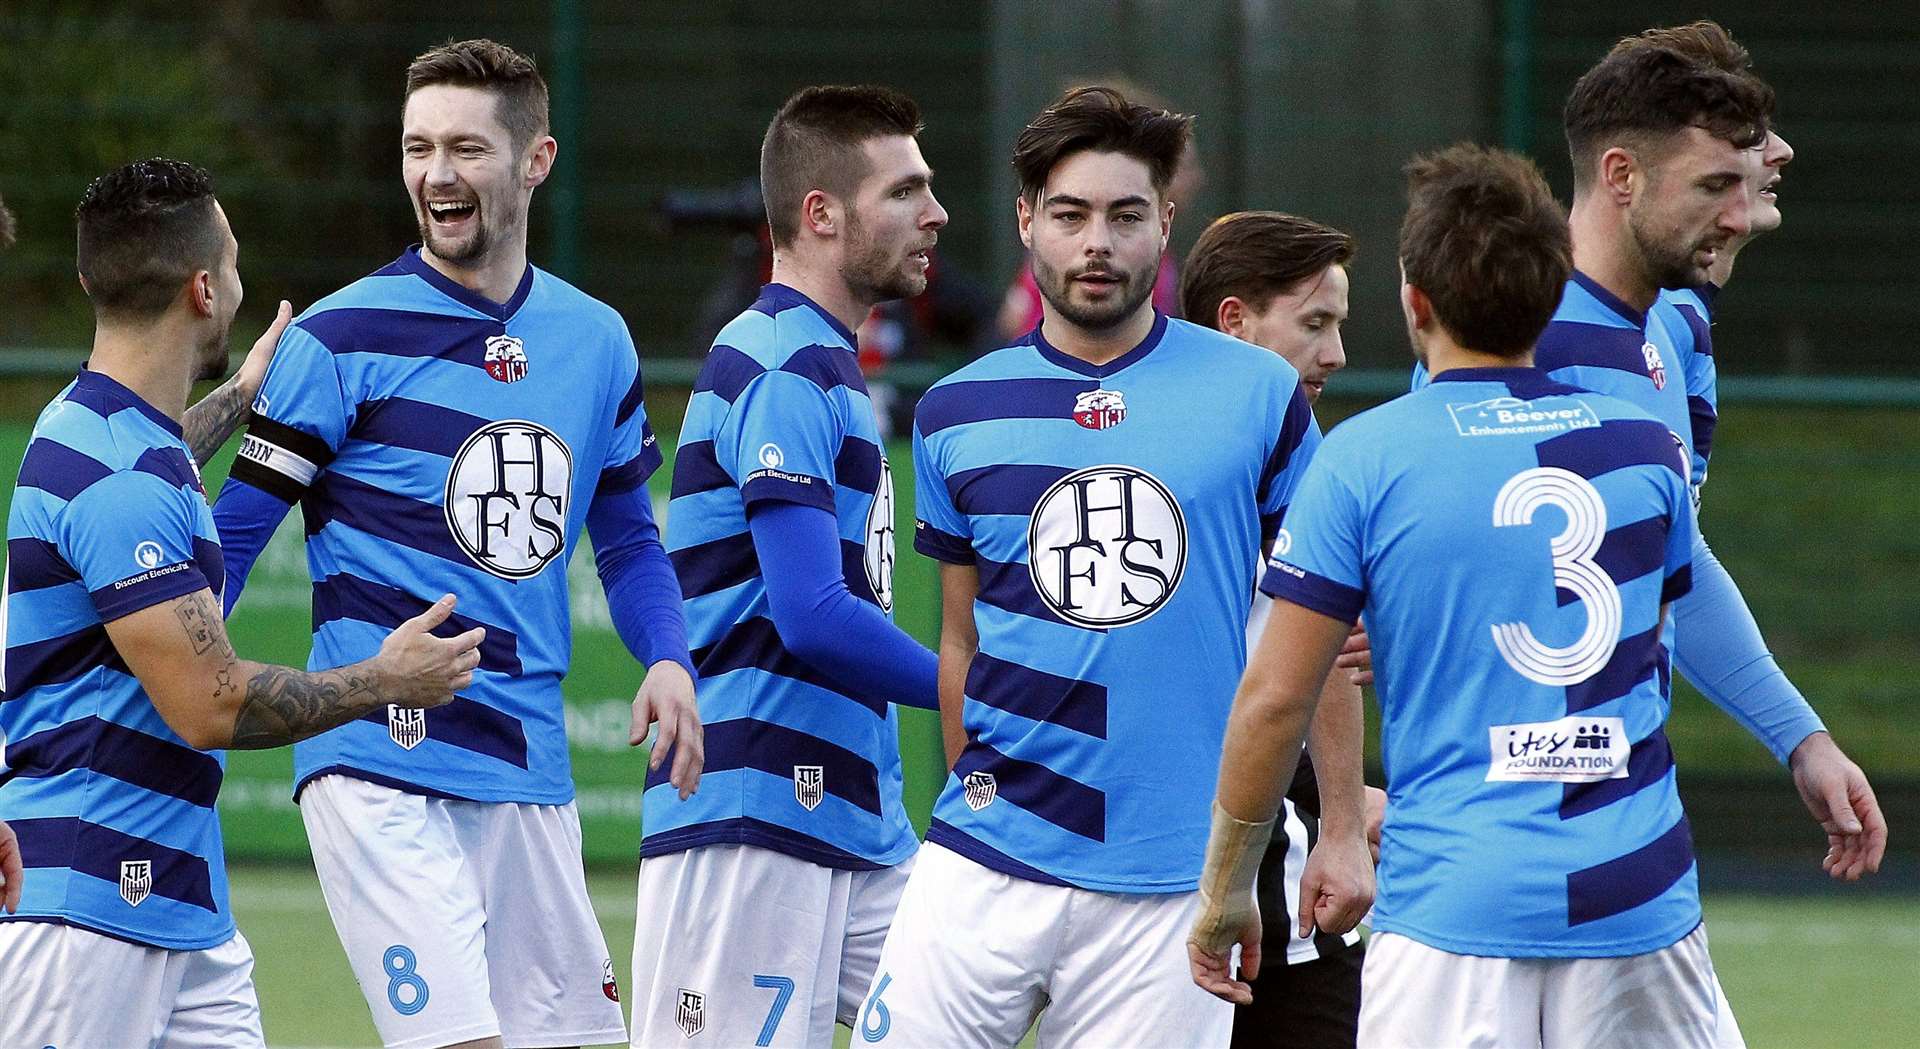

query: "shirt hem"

left=292, top=764, right=575, bottom=806
left=928, top=823, right=1196, bottom=894
left=1371, top=914, right=1701, bottom=958
left=640, top=820, right=912, bottom=871
left=0, top=911, right=234, bottom=952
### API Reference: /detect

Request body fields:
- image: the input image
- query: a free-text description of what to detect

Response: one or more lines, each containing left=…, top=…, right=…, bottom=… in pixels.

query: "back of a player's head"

left=75, top=158, right=223, bottom=321
left=406, top=39, right=550, bottom=150
left=760, top=85, right=923, bottom=250
left=1180, top=212, right=1355, bottom=330
left=1012, top=86, right=1192, bottom=202
left=1399, top=144, right=1570, bottom=358
left=1564, top=43, right=1772, bottom=194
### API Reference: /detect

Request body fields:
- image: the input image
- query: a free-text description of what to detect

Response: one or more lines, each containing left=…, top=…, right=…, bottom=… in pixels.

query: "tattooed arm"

left=182, top=300, right=292, bottom=466
left=104, top=587, right=483, bottom=751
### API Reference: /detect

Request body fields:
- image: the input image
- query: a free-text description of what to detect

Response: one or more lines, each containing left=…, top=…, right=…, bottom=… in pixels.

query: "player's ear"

left=1217, top=296, right=1248, bottom=339
left=1599, top=146, right=1637, bottom=207
left=1401, top=280, right=1431, bottom=332
left=802, top=188, right=838, bottom=239
left=187, top=269, right=217, bottom=319
left=1160, top=197, right=1174, bottom=247
left=1016, top=193, right=1034, bottom=250
left=524, top=135, right=557, bottom=190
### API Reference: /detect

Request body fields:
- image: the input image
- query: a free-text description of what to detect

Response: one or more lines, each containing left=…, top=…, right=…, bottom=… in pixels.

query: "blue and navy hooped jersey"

left=1660, top=285, right=1718, bottom=493
left=1265, top=367, right=1698, bottom=957
left=0, top=370, right=232, bottom=950
left=913, top=315, right=1320, bottom=893
left=1416, top=272, right=1715, bottom=499
left=229, top=247, right=661, bottom=804
left=643, top=284, right=915, bottom=870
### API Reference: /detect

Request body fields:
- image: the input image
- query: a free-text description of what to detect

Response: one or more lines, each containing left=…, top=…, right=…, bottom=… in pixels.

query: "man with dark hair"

left=856, top=86, right=1360, bottom=1048
left=1190, top=143, right=1766, bottom=1049
left=629, top=83, right=945, bottom=1048
left=0, top=157, right=482, bottom=1049
left=1182, top=211, right=1378, bottom=1049
left=210, top=39, right=697, bottom=1049
left=1410, top=23, right=1885, bottom=917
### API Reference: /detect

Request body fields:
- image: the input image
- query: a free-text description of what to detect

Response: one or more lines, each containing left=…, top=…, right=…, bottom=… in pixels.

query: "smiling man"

left=209, top=39, right=698, bottom=1049
left=628, top=85, right=946, bottom=1048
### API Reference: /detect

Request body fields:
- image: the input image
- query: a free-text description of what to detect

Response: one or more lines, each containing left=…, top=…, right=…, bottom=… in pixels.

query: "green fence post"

left=549, top=0, right=584, bottom=281
left=1499, top=0, right=1533, bottom=153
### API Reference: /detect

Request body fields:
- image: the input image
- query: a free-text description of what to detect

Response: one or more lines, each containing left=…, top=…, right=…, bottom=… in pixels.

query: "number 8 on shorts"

left=385, top=944, right=430, bottom=1017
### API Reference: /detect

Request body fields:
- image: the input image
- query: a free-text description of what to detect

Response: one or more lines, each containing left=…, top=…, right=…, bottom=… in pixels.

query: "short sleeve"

left=597, top=324, right=665, bottom=500
left=228, top=323, right=351, bottom=503
left=60, top=471, right=212, bottom=621
left=1259, top=440, right=1367, bottom=624
left=1661, top=463, right=1699, bottom=606
left=715, top=369, right=842, bottom=513
left=911, top=421, right=973, bottom=564
left=1256, top=383, right=1324, bottom=545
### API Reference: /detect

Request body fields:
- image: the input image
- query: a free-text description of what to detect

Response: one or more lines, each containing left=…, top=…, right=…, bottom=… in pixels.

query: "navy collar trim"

left=1029, top=311, right=1169, bottom=379
left=74, top=366, right=184, bottom=438
left=758, top=283, right=861, bottom=348
left=398, top=245, right=534, bottom=321
left=1570, top=269, right=1646, bottom=328
left=1428, top=366, right=1567, bottom=399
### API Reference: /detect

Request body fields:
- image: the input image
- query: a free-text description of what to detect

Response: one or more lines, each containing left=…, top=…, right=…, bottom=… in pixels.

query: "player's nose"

left=923, top=193, right=948, bottom=230
left=1323, top=332, right=1347, bottom=372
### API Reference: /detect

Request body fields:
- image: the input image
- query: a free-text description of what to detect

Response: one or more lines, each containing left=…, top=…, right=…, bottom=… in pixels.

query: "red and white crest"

left=1072, top=388, right=1127, bottom=430
left=484, top=334, right=529, bottom=384
left=1640, top=341, right=1667, bottom=390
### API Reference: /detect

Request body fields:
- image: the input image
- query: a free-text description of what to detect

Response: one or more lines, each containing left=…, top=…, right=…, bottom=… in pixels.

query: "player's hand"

left=233, top=300, right=293, bottom=403
left=632, top=660, right=703, bottom=800
left=0, top=818, right=23, bottom=914
left=1188, top=898, right=1261, bottom=1005
left=373, top=595, right=484, bottom=708
left=1334, top=625, right=1373, bottom=687
left=1789, top=732, right=1886, bottom=881
left=1364, top=786, right=1387, bottom=864
left=1298, top=831, right=1374, bottom=938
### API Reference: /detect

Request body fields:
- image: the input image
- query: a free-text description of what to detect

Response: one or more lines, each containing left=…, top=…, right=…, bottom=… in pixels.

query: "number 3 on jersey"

left=1489, top=467, right=1623, bottom=686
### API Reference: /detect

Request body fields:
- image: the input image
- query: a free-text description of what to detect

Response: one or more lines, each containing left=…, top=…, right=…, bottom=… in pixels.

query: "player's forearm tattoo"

left=229, top=664, right=389, bottom=750
left=182, top=378, right=253, bottom=466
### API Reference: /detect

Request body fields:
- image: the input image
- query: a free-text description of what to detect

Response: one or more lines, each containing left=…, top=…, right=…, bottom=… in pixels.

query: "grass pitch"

left=230, top=862, right=1920, bottom=1048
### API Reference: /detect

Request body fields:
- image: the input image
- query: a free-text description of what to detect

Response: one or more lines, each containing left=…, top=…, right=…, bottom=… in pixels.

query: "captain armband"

left=229, top=416, right=335, bottom=503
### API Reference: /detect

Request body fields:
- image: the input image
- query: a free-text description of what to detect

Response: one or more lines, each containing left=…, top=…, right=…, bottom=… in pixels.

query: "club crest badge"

left=676, top=988, right=705, bottom=1038
left=388, top=706, right=428, bottom=750
left=794, top=765, right=825, bottom=811
left=1072, top=388, right=1127, bottom=430
left=484, top=334, right=529, bottom=384
left=962, top=770, right=997, bottom=811
left=120, top=859, right=153, bottom=907
left=1641, top=341, right=1667, bottom=390
left=602, top=958, right=620, bottom=1002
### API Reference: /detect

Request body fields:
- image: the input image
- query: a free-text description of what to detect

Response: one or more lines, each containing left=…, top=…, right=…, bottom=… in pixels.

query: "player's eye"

left=1052, top=211, right=1084, bottom=223
left=1115, top=212, right=1142, bottom=224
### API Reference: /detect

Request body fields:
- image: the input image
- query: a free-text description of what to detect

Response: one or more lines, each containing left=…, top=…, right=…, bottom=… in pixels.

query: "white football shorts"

left=629, top=842, right=912, bottom=1047
left=300, top=773, right=625, bottom=1049
left=1358, top=924, right=1742, bottom=1048
left=0, top=921, right=262, bottom=1048
left=854, top=841, right=1233, bottom=1049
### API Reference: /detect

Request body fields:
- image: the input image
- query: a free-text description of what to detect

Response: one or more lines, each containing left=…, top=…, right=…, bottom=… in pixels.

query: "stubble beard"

left=1033, top=252, right=1156, bottom=332
left=196, top=325, right=232, bottom=383
left=842, top=211, right=927, bottom=305
left=1629, top=209, right=1712, bottom=291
